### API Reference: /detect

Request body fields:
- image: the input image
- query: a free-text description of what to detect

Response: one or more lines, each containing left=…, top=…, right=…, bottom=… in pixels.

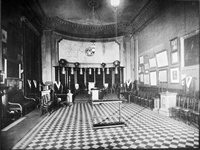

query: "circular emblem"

left=85, top=47, right=95, bottom=56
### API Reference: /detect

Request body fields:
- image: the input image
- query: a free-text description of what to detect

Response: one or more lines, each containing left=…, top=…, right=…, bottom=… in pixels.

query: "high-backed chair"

left=190, top=97, right=200, bottom=126
left=180, top=95, right=191, bottom=124
left=172, top=94, right=181, bottom=120
left=40, top=90, right=53, bottom=116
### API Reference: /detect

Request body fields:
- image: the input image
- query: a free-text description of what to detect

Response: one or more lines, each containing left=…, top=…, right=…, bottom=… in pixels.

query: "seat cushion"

left=10, top=92, right=24, bottom=103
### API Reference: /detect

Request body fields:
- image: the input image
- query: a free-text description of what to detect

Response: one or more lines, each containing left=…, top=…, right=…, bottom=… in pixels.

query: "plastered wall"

left=59, top=40, right=119, bottom=64
left=137, top=1, right=199, bottom=91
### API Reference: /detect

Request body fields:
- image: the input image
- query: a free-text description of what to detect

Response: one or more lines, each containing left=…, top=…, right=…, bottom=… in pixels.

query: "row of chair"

left=130, top=90, right=159, bottom=110
left=172, top=94, right=200, bottom=126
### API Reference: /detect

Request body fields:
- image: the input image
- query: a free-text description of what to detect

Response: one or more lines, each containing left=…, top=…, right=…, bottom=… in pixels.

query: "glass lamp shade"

left=111, top=0, right=120, bottom=8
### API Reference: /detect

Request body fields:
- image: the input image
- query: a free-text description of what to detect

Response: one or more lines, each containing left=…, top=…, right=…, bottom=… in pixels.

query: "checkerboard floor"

left=12, top=102, right=199, bottom=149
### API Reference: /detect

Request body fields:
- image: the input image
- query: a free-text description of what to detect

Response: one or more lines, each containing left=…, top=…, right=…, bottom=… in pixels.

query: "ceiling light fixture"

left=85, top=1, right=98, bottom=56
left=111, top=0, right=120, bottom=11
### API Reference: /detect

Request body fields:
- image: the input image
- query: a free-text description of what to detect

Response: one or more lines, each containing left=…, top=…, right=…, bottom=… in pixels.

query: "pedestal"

left=88, top=82, right=95, bottom=94
left=159, top=92, right=177, bottom=117
left=153, top=97, right=160, bottom=113
left=91, top=88, right=99, bottom=101
left=67, top=90, right=73, bottom=105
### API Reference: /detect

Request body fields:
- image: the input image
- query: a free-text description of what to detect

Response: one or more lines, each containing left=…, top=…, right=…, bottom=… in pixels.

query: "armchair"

left=8, top=90, right=36, bottom=117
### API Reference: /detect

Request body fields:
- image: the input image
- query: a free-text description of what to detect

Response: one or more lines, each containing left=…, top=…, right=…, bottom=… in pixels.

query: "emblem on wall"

left=85, top=47, right=95, bottom=56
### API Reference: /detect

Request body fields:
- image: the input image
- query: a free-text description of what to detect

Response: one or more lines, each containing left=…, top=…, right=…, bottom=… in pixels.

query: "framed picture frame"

left=158, top=69, right=168, bottom=83
left=139, top=56, right=144, bottom=64
left=156, top=50, right=168, bottom=68
left=171, top=51, right=179, bottom=64
left=170, top=67, right=179, bottom=83
left=144, top=63, right=149, bottom=70
left=180, top=30, right=199, bottom=68
left=170, top=37, right=178, bottom=52
left=140, top=73, right=144, bottom=83
left=2, top=29, right=7, bottom=43
left=144, top=73, right=149, bottom=85
left=0, top=73, right=5, bottom=84
left=149, top=57, right=157, bottom=69
left=138, top=67, right=141, bottom=73
left=150, top=71, right=157, bottom=86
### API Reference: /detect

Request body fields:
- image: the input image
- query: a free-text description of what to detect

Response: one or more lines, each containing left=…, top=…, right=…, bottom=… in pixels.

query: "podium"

left=91, top=88, right=99, bottom=100
left=88, top=82, right=95, bottom=94
left=159, top=92, right=177, bottom=117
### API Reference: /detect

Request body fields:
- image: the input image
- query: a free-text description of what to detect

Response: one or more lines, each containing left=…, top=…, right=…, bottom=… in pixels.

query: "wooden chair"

left=40, top=90, right=53, bottom=116
left=172, top=94, right=181, bottom=120
left=190, top=97, right=200, bottom=126
left=180, top=96, right=190, bottom=124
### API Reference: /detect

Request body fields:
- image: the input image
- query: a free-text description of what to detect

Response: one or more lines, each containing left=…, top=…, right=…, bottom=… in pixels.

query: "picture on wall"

left=2, top=29, right=7, bottom=43
left=144, top=73, right=149, bottom=85
left=156, top=50, right=168, bottom=68
left=140, top=73, right=144, bottom=83
left=149, top=57, right=157, bottom=69
left=170, top=37, right=178, bottom=51
left=0, top=73, right=5, bottom=84
left=144, top=63, right=149, bottom=70
left=158, top=69, right=168, bottom=83
left=171, top=51, right=179, bottom=64
left=181, top=30, right=199, bottom=67
left=150, top=71, right=157, bottom=86
left=170, top=67, right=179, bottom=83
left=139, top=56, right=144, bottom=64
left=138, top=67, right=141, bottom=73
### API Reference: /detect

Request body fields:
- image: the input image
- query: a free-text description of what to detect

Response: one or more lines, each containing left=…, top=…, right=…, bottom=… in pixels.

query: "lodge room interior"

left=0, top=0, right=199, bottom=149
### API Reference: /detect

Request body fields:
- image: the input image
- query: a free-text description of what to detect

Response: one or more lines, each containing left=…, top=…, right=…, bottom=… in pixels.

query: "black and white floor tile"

left=12, top=102, right=199, bottom=149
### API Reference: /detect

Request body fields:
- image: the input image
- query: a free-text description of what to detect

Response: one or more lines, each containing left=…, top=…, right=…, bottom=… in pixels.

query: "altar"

left=159, top=92, right=177, bottom=117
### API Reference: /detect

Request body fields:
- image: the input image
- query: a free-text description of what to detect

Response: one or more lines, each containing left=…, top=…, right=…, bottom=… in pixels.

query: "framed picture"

left=156, top=50, right=168, bottom=68
left=171, top=51, right=179, bottom=64
left=149, top=57, right=157, bottom=69
left=158, top=69, right=168, bottom=83
left=2, top=29, right=7, bottom=43
left=138, top=67, right=141, bottom=73
left=141, top=65, right=144, bottom=72
left=170, top=37, right=178, bottom=51
left=139, top=56, right=144, bottom=64
left=144, top=63, right=149, bottom=70
left=0, top=73, right=5, bottom=84
left=150, top=71, right=157, bottom=86
left=140, top=73, right=144, bottom=83
left=170, top=67, right=179, bottom=83
left=144, top=73, right=149, bottom=85
left=180, top=30, right=199, bottom=68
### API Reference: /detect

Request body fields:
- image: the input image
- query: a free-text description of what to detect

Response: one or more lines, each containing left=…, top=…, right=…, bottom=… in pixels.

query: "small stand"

left=67, top=90, right=73, bottom=106
left=92, top=100, right=125, bottom=129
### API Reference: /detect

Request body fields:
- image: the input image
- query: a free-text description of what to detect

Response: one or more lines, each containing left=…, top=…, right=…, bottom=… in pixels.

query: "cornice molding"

left=42, top=17, right=129, bottom=38
left=40, top=0, right=174, bottom=39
